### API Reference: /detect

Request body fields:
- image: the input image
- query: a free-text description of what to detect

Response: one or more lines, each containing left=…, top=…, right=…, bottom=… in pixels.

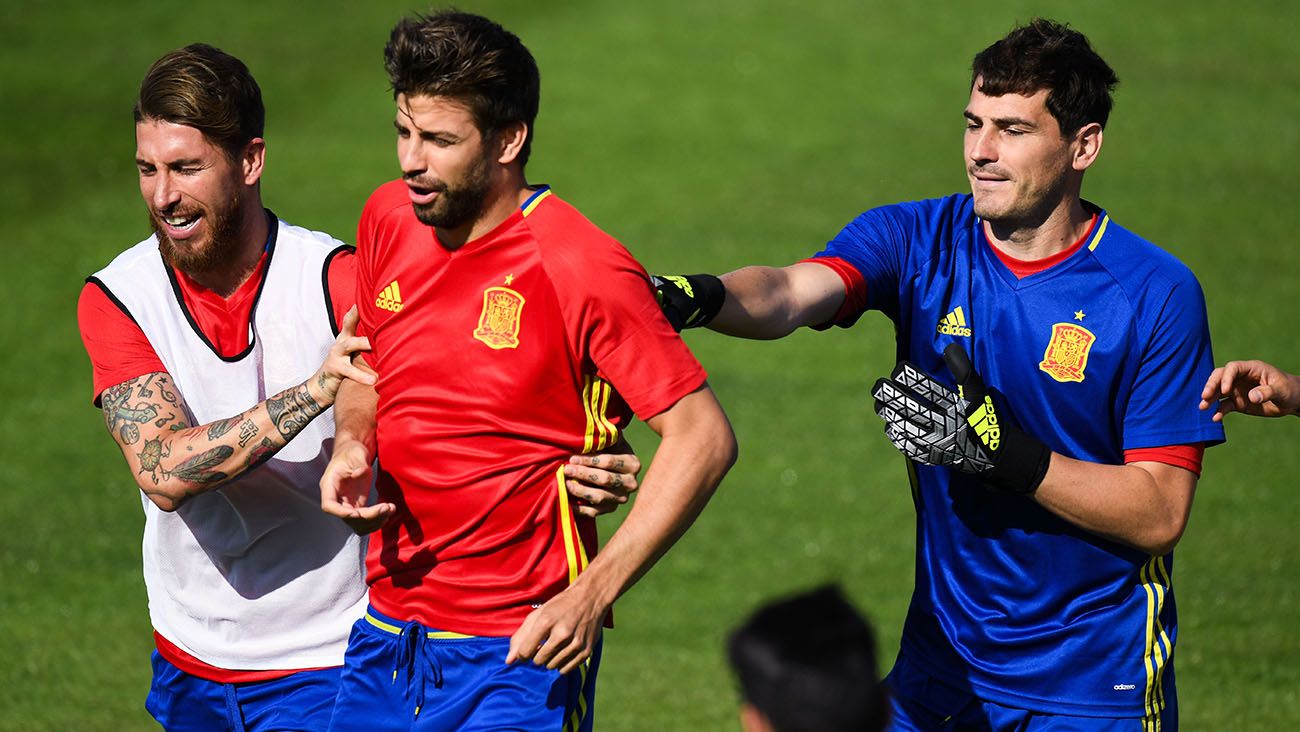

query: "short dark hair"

left=384, top=10, right=540, bottom=166
left=134, top=43, right=265, bottom=158
left=971, top=18, right=1119, bottom=135
left=727, top=585, right=887, bottom=732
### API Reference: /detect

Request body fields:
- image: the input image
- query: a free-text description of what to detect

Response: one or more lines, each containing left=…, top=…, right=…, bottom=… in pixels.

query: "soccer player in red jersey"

left=319, top=11, right=737, bottom=731
left=79, top=43, right=643, bottom=732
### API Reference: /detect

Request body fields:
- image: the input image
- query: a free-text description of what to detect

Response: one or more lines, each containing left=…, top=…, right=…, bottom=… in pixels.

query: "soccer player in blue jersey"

left=656, top=18, right=1222, bottom=730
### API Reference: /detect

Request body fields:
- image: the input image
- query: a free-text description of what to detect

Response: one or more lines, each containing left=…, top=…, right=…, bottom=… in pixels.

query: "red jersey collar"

left=985, top=213, right=1098, bottom=280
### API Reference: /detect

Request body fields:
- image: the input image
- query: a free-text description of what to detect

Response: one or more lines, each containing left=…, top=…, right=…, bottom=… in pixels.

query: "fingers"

left=1199, top=365, right=1230, bottom=404
left=942, top=343, right=976, bottom=386
left=505, top=609, right=595, bottom=673
left=506, top=612, right=542, bottom=665
left=338, top=361, right=377, bottom=387
left=569, top=452, right=641, bottom=476
left=562, top=463, right=634, bottom=517
left=339, top=305, right=360, bottom=337
left=892, top=362, right=958, bottom=412
left=342, top=503, right=395, bottom=535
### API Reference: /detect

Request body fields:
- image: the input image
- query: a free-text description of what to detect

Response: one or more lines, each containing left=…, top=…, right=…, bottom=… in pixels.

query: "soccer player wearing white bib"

left=78, top=44, right=639, bottom=731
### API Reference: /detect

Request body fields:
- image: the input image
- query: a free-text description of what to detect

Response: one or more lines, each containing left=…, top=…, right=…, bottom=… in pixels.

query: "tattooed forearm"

left=207, top=415, right=241, bottom=440
left=266, top=384, right=324, bottom=440
left=169, top=446, right=234, bottom=485
left=237, top=419, right=259, bottom=448
left=243, top=437, right=277, bottom=472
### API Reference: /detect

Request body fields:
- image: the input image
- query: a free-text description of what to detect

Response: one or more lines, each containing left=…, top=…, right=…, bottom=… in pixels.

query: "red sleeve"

left=800, top=256, right=868, bottom=331
left=1123, top=444, right=1205, bottom=477
left=77, top=281, right=167, bottom=406
left=324, top=247, right=358, bottom=333
left=537, top=216, right=707, bottom=420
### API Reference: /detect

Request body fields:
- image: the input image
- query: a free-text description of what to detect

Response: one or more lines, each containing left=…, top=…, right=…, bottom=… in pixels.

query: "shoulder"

left=1087, top=212, right=1204, bottom=299
left=361, top=179, right=413, bottom=224
left=89, top=235, right=163, bottom=281
left=524, top=191, right=644, bottom=279
left=835, top=193, right=973, bottom=246
left=272, top=214, right=351, bottom=255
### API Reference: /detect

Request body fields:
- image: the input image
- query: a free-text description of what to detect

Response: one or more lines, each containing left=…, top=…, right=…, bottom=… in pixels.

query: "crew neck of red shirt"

left=173, top=249, right=269, bottom=356
left=984, top=214, right=1097, bottom=279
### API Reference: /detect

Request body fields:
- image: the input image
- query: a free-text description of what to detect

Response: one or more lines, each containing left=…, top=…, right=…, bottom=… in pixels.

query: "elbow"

left=711, top=428, right=739, bottom=483
left=137, top=483, right=188, bottom=512
left=1136, top=514, right=1189, bottom=556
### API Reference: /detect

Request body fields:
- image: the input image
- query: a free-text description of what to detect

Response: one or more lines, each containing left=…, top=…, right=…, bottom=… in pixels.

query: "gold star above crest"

left=504, top=273, right=515, bottom=285
left=1074, top=310, right=1086, bottom=321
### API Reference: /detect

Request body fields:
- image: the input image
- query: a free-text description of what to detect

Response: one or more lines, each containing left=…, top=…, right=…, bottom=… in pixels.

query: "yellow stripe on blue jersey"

left=1087, top=214, right=1112, bottom=251
left=1139, top=556, right=1173, bottom=727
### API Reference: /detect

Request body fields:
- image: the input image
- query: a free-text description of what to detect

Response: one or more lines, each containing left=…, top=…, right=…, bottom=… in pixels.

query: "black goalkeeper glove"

left=870, top=343, right=1051, bottom=494
left=650, top=274, right=726, bottom=332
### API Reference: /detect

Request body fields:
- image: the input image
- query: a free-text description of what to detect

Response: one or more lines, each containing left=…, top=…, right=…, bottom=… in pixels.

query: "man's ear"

left=496, top=122, right=528, bottom=165
left=1071, top=122, right=1103, bottom=172
left=242, top=138, right=266, bottom=186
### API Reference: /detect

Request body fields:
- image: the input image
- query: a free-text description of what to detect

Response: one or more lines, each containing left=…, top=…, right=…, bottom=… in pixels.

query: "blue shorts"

left=145, top=650, right=341, bottom=732
left=327, top=606, right=599, bottom=732
left=885, top=652, right=1177, bottom=731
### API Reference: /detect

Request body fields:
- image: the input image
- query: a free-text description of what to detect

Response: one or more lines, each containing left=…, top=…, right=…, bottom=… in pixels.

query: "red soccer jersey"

left=355, top=181, right=706, bottom=635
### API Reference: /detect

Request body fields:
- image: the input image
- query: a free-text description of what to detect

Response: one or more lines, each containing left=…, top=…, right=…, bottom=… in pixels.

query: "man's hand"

left=871, top=343, right=1051, bottom=494
left=320, top=440, right=393, bottom=534
left=563, top=449, right=642, bottom=518
left=651, top=274, right=726, bottom=332
left=1199, top=359, right=1300, bottom=421
left=505, top=583, right=607, bottom=674
left=313, top=306, right=375, bottom=403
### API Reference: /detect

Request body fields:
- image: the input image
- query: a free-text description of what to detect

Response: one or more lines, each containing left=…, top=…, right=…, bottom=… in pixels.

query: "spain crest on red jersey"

left=1039, top=323, right=1096, bottom=383
left=474, top=286, right=526, bottom=349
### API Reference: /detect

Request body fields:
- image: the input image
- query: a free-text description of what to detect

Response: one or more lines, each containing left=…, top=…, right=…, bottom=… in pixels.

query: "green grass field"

left=2, top=0, right=1297, bottom=729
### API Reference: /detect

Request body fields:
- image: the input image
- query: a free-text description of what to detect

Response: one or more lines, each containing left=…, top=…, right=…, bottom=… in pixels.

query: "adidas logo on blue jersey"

left=937, top=306, right=972, bottom=337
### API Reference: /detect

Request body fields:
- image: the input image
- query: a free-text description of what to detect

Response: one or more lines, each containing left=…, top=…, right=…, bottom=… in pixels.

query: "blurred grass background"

left=1, top=0, right=1296, bottom=728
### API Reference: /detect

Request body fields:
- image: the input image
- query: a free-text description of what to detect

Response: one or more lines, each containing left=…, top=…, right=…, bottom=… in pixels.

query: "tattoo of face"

left=170, top=446, right=234, bottom=485
left=610, top=476, right=624, bottom=492
left=207, top=416, right=240, bottom=440
left=266, top=384, right=323, bottom=440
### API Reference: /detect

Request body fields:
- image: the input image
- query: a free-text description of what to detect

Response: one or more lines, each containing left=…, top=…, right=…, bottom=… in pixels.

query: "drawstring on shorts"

left=394, top=620, right=445, bottom=718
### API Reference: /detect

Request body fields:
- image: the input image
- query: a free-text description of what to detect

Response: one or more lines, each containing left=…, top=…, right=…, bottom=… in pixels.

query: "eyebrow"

left=964, top=110, right=1038, bottom=128
left=135, top=158, right=205, bottom=167
left=393, top=117, right=461, bottom=143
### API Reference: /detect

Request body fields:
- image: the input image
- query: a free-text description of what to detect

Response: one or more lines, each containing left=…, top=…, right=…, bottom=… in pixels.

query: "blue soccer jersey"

left=815, top=194, right=1224, bottom=717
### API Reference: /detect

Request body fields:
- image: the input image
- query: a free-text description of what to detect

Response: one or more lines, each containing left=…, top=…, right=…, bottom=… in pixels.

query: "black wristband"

left=652, top=273, right=726, bottom=330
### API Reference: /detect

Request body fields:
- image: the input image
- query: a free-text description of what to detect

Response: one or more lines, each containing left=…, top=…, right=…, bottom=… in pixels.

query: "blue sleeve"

left=1123, top=271, right=1226, bottom=449
left=812, top=203, right=915, bottom=323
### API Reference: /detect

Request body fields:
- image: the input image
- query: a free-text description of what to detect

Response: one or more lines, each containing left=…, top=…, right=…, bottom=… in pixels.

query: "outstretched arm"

left=102, top=307, right=373, bottom=511
left=654, top=263, right=847, bottom=340
left=1199, top=359, right=1300, bottom=420
left=506, top=384, right=736, bottom=673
